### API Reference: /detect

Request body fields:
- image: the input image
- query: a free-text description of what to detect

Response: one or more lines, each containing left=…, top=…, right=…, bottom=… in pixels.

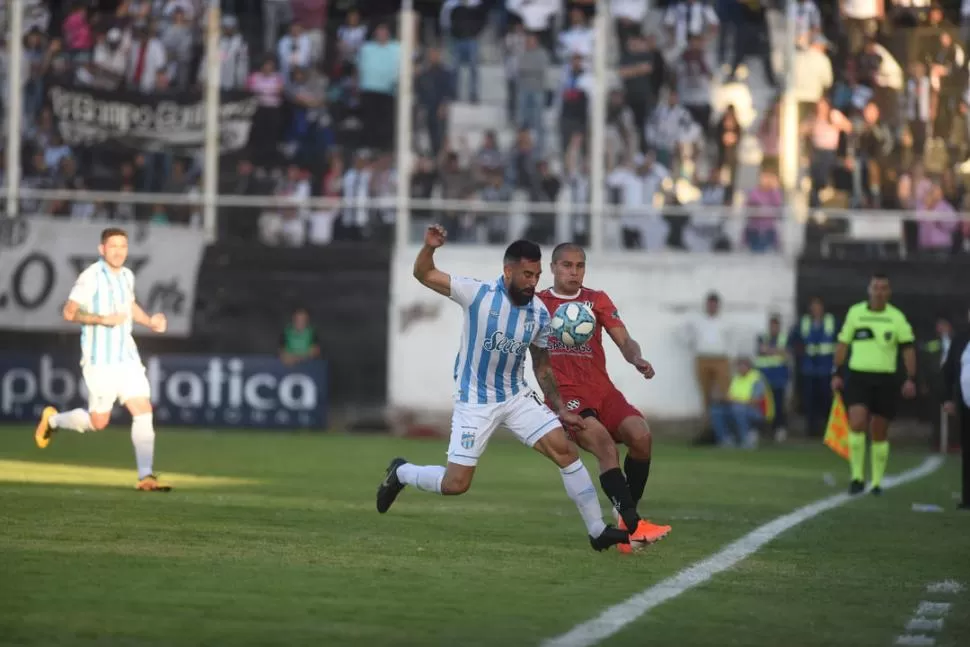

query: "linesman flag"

left=824, top=393, right=850, bottom=460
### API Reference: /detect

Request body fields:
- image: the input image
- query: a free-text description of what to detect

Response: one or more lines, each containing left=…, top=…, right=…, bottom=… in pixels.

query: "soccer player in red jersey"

left=538, top=243, right=671, bottom=551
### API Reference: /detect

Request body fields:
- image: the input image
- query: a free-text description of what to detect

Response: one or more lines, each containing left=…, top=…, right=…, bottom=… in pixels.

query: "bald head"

left=550, top=243, right=587, bottom=294
left=551, top=242, right=585, bottom=264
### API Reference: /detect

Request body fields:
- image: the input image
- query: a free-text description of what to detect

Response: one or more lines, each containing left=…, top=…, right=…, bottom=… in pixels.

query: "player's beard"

left=508, top=284, right=534, bottom=306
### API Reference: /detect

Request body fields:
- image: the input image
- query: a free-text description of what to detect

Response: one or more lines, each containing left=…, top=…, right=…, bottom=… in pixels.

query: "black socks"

left=624, top=455, right=651, bottom=505
left=600, top=467, right=640, bottom=530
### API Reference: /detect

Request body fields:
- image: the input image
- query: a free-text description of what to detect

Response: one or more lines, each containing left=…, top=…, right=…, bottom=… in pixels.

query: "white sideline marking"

left=926, top=580, right=964, bottom=595
left=895, top=636, right=936, bottom=646
left=906, top=618, right=944, bottom=632
left=915, top=602, right=951, bottom=617
left=541, top=456, right=944, bottom=647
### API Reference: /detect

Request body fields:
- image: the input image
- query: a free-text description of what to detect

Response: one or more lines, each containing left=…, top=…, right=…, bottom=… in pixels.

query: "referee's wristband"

left=831, top=366, right=844, bottom=378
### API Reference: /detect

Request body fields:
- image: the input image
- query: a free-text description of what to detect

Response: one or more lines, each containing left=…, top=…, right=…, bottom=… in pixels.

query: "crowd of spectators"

left=1, top=0, right=969, bottom=255
left=792, top=0, right=970, bottom=255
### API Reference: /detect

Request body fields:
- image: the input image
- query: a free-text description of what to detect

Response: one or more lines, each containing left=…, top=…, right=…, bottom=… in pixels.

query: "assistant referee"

left=830, top=273, right=918, bottom=496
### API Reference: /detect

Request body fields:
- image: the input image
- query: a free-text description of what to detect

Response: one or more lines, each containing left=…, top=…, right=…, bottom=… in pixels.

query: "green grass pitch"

left=1, top=427, right=968, bottom=646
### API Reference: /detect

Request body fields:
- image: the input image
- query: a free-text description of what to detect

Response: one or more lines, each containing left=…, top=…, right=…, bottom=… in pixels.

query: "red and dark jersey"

left=537, top=286, right=625, bottom=393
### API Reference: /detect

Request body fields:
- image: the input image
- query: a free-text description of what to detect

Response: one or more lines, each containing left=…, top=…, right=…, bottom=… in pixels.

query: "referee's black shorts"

left=844, top=370, right=899, bottom=420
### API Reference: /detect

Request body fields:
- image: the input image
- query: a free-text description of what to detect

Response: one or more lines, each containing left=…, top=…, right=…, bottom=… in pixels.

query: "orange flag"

left=823, top=392, right=850, bottom=460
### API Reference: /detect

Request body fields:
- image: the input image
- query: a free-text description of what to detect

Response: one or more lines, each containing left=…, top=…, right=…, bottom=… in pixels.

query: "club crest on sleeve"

left=460, top=432, right=475, bottom=449
left=565, top=399, right=581, bottom=411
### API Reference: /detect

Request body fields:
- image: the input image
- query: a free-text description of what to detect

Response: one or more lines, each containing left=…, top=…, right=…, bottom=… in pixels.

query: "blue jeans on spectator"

left=24, top=79, right=44, bottom=124
left=712, top=401, right=762, bottom=447
left=809, top=149, right=837, bottom=207
left=517, top=87, right=545, bottom=154
left=451, top=39, right=479, bottom=103
left=744, top=225, right=778, bottom=252
left=141, top=152, right=173, bottom=193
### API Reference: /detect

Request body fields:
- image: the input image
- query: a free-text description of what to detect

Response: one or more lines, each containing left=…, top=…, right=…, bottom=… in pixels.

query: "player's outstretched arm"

left=413, top=224, right=452, bottom=297
left=62, top=300, right=125, bottom=327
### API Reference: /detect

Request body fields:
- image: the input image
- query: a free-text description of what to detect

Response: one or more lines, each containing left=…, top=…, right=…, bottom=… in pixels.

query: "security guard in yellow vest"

left=712, top=357, right=774, bottom=449
left=789, top=297, right=837, bottom=437
left=755, top=314, right=789, bottom=443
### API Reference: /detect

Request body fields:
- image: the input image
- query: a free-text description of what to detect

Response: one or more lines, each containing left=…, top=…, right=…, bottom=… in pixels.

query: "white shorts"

left=447, top=390, right=562, bottom=466
left=81, top=363, right=151, bottom=414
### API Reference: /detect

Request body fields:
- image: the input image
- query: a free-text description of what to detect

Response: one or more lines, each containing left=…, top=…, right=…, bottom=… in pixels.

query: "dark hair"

left=551, top=242, right=585, bottom=263
left=100, top=227, right=128, bottom=244
left=706, top=291, right=721, bottom=303
left=503, top=240, right=541, bottom=265
left=871, top=272, right=890, bottom=282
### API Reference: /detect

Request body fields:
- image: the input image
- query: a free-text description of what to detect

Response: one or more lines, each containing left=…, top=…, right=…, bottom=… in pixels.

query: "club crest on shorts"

left=460, top=431, right=475, bottom=449
left=565, top=399, right=581, bottom=411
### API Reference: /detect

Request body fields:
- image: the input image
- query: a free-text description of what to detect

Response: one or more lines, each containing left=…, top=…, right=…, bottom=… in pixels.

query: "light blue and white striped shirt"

left=450, top=275, right=552, bottom=404
left=68, top=260, right=141, bottom=367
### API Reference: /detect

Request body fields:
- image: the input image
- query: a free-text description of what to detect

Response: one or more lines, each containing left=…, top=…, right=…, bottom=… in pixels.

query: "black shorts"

left=844, top=370, right=899, bottom=420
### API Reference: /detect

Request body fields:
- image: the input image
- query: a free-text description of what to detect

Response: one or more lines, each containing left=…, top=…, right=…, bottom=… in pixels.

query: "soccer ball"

left=550, top=302, right=596, bottom=347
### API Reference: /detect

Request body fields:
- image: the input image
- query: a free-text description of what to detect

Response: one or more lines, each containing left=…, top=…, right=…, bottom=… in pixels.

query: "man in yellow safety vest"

left=711, top=357, right=775, bottom=449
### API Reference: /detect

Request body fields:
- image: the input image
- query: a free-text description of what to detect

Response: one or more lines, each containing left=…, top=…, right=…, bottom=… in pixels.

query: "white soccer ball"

left=550, top=302, right=597, bottom=347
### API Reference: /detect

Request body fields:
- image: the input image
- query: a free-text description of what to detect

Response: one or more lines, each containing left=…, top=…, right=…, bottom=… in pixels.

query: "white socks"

left=396, top=463, right=445, bottom=494
left=49, top=408, right=93, bottom=433
left=131, top=413, right=156, bottom=479
left=560, top=459, right=607, bottom=538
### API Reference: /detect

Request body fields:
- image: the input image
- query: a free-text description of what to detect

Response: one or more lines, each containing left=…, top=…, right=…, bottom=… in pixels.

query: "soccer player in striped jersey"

left=33, top=228, right=171, bottom=492
left=538, top=243, right=671, bottom=553
left=376, top=225, right=630, bottom=552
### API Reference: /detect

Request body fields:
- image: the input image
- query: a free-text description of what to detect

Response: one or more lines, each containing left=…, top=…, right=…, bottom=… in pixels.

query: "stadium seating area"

left=1, top=1, right=969, bottom=254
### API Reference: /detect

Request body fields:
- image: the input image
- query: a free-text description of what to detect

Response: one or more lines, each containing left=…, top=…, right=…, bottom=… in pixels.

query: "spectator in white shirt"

left=683, top=292, right=734, bottom=429
left=278, top=22, right=313, bottom=83
left=793, top=35, right=833, bottom=121
left=675, top=36, right=714, bottom=136
left=645, top=89, right=701, bottom=172
left=664, top=0, right=719, bottom=56
left=260, top=163, right=312, bottom=246
left=197, top=15, right=250, bottom=90
left=337, top=10, right=367, bottom=68
left=93, top=27, right=131, bottom=90
left=558, top=8, right=594, bottom=68
left=126, top=21, right=167, bottom=93
left=607, top=151, right=671, bottom=250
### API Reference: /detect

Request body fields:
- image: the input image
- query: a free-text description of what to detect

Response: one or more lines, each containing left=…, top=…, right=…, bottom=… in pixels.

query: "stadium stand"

left=1, top=1, right=969, bottom=256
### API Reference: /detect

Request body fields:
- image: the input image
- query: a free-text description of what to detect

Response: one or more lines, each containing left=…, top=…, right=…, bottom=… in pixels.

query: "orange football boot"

left=135, top=474, right=172, bottom=492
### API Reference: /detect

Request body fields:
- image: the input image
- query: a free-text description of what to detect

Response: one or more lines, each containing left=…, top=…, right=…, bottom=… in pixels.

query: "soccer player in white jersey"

left=376, top=225, right=630, bottom=551
left=33, top=228, right=171, bottom=492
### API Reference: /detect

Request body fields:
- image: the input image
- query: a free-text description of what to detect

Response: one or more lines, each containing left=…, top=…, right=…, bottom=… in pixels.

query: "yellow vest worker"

left=713, top=358, right=774, bottom=449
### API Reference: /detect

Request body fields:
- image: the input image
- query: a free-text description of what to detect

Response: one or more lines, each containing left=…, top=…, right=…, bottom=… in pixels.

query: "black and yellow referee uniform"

left=833, top=295, right=917, bottom=495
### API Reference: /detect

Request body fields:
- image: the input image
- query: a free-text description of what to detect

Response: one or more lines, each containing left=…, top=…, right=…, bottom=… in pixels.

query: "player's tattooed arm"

left=62, top=300, right=124, bottom=326
left=530, top=345, right=565, bottom=413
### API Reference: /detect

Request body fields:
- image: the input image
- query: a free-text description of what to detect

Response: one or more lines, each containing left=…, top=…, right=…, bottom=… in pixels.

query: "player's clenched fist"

left=149, top=313, right=167, bottom=333
left=425, top=224, right=447, bottom=248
